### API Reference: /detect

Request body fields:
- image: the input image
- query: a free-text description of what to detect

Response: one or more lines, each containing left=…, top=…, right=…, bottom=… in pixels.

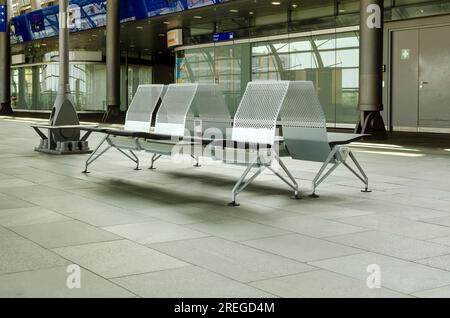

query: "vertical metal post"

left=104, top=0, right=121, bottom=122
left=356, top=0, right=387, bottom=139
left=0, top=0, right=12, bottom=114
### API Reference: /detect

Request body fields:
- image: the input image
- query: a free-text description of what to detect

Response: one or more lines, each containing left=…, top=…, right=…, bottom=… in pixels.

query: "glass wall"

left=176, top=30, right=360, bottom=126
left=11, top=62, right=152, bottom=112
left=176, top=42, right=250, bottom=115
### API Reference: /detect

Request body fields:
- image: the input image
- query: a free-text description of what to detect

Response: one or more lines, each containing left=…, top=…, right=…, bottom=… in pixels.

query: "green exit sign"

left=401, top=49, right=410, bottom=60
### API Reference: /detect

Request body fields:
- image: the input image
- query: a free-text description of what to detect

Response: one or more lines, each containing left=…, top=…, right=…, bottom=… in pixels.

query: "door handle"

left=419, top=80, right=429, bottom=89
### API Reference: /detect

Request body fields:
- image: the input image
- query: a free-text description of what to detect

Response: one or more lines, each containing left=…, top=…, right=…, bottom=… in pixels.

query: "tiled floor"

left=1, top=117, right=450, bottom=298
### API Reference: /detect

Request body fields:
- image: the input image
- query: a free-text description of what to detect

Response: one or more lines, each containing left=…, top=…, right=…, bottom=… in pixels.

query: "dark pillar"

left=32, top=65, right=40, bottom=110
left=0, top=0, right=13, bottom=114
left=104, top=0, right=121, bottom=122
left=355, top=0, right=387, bottom=139
left=18, top=68, right=28, bottom=109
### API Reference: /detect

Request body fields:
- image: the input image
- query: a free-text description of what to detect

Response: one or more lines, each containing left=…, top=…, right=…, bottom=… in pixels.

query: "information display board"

left=0, top=5, right=6, bottom=33
left=11, top=0, right=227, bottom=43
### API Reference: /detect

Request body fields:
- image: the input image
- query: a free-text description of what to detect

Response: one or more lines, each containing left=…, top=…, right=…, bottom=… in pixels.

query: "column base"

left=0, top=102, right=13, bottom=115
left=355, top=111, right=388, bottom=140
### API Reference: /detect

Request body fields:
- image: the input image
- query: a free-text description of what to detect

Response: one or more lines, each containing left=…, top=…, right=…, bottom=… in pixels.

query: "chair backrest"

left=232, top=81, right=290, bottom=145
left=155, top=83, right=198, bottom=136
left=124, top=84, right=166, bottom=132
left=280, top=81, right=332, bottom=162
left=186, top=84, right=233, bottom=137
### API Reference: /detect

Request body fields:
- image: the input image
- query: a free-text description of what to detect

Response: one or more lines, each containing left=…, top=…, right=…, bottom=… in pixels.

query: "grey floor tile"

left=250, top=270, right=409, bottom=298
left=243, top=234, right=363, bottom=262
left=103, top=221, right=209, bottom=244
left=0, top=185, right=70, bottom=199
left=0, top=236, right=69, bottom=275
left=113, top=266, right=274, bottom=298
left=429, top=236, right=450, bottom=246
left=136, top=205, right=231, bottom=225
left=416, top=254, right=450, bottom=272
left=66, top=209, right=156, bottom=227
left=150, top=237, right=314, bottom=283
left=0, top=266, right=134, bottom=298
left=257, top=215, right=366, bottom=238
left=311, top=252, right=450, bottom=294
left=185, top=218, right=289, bottom=241
left=413, top=285, right=450, bottom=298
left=11, top=220, right=121, bottom=248
left=0, top=207, right=70, bottom=227
left=326, top=231, right=450, bottom=261
left=335, top=214, right=450, bottom=240
left=0, top=193, right=34, bottom=210
left=0, top=178, right=35, bottom=188
left=423, top=216, right=450, bottom=227
left=3, top=118, right=450, bottom=298
left=53, top=240, right=188, bottom=278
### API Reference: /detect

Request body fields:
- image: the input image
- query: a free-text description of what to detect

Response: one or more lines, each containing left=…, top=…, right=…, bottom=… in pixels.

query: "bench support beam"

left=229, top=153, right=300, bottom=207
left=310, top=146, right=370, bottom=197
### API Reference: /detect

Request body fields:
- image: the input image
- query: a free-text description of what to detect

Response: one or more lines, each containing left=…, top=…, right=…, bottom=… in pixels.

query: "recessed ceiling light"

left=193, top=16, right=202, bottom=19
left=249, top=11, right=254, bottom=15
left=229, top=9, right=239, bottom=13
left=136, top=26, right=144, bottom=30
left=272, top=1, right=281, bottom=5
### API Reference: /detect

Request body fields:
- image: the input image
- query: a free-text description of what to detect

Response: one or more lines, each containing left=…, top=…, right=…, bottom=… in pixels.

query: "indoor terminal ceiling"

left=11, top=0, right=335, bottom=60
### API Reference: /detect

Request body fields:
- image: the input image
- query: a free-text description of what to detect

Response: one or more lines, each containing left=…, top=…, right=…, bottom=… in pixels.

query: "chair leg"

left=310, top=148, right=339, bottom=198
left=82, top=135, right=110, bottom=174
left=115, top=147, right=140, bottom=170
left=149, top=154, right=162, bottom=170
left=191, top=155, right=201, bottom=167
left=228, top=158, right=263, bottom=207
left=344, top=150, right=371, bottom=193
left=270, top=154, right=301, bottom=200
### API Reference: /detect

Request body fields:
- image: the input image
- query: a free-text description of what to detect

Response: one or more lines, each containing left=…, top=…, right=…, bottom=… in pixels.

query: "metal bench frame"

left=82, top=84, right=166, bottom=173
left=279, top=81, right=370, bottom=197
left=210, top=81, right=300, bottom=206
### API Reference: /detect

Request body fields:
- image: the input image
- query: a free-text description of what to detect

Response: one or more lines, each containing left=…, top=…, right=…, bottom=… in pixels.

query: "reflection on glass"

left=11, top=63, right=152, bottom=112
left=177, top=30, right=361, bottom=125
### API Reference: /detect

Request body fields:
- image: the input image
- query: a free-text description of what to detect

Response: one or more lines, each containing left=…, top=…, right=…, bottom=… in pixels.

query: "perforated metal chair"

left=280, top=81, right=370, bottom=197
left=140, top=83, right=201, bottom=168
left=82, top=84, right=166, bottom=173
left=140, top=83, right=233, bottom=169
left=186, top=83, right=233, bottom=138
left=209, top=81, right=300, bottom=206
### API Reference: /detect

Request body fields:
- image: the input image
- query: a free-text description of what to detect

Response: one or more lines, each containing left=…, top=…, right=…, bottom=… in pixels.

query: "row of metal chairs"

left=81, top=81, right=370, bottom=206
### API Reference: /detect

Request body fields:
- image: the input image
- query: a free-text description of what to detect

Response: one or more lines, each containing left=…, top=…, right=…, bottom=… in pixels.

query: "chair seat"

left=327, top=132, right=368, bottom=147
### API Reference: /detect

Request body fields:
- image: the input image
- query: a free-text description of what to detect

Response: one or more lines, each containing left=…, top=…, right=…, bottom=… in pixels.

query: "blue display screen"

left=213, top=32, right=235, bottom=42
left=11, top=0, right=227, bottom=43
left=0, top=5, right=6, bottom=33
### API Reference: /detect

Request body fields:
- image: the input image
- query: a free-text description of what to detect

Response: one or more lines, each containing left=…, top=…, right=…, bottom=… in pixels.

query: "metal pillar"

left=31, top=0, right=41, bottom=11
left=355, top=0, right=387, bottom=139
left=32, top=0, right=92, bottom=155
left=49, top=0, right=80, bottom=142
left=104, top=0, right=121, bottom=122
left=0, top=0, right=12, bottom=114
